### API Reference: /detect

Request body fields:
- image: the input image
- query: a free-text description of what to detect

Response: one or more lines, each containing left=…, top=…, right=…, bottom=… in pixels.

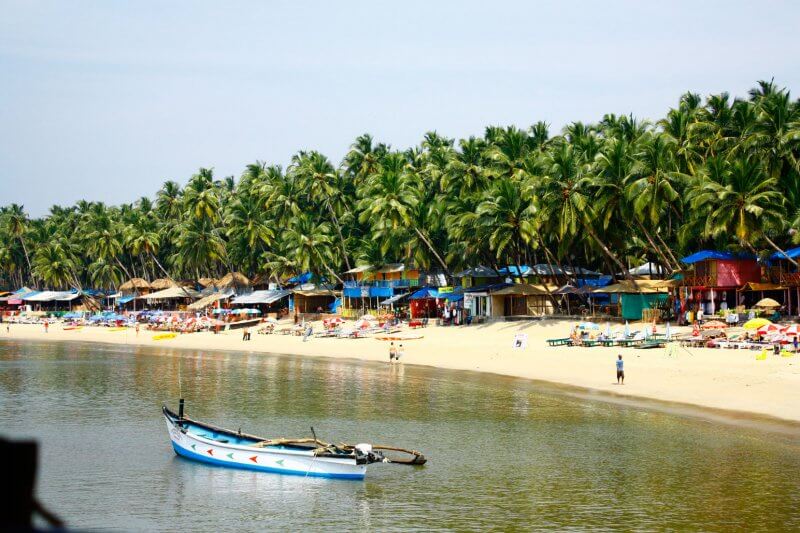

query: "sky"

left=1, top=0, right=799, bottom=217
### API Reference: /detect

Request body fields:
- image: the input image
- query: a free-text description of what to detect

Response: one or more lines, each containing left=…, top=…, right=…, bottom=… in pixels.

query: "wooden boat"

left=63, top=326, right=82, bottom=331
left=153, top=332, right=177, bottom=340
left=163, top=400, right=425, bottom=480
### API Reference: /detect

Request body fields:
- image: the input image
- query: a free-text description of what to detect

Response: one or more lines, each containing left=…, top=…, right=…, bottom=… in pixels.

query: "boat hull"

left=165, top=415, right=367, bottom=480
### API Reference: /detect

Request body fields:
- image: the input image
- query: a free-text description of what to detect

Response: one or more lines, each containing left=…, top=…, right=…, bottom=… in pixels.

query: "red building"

left=679, top=250, right=761, bottom=314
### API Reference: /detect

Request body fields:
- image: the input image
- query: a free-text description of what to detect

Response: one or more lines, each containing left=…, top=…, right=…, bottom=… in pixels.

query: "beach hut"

left=341, top=263, right=421, bottom=318
left=594, top=280, right=669, bottom=320
left=293, top=288, right=339, bottom=319
left=768, top=246, right=800, bottom=315
left=678, top=250, right=761, bottom=316
left=149, top=278, right=177, bottom=290
left=119, top=278, right=151, bottom=293
left=216, top=272, right=251, bottom=292
left=487, top=283, right=555, bottom=317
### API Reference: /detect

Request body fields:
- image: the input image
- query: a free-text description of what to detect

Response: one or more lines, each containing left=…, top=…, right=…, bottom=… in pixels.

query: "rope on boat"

left=250, top=438, right=425, bottom=464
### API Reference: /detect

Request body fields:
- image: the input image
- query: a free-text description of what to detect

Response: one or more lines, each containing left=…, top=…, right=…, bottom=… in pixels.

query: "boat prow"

left=163, top=400, right=425, bottom=480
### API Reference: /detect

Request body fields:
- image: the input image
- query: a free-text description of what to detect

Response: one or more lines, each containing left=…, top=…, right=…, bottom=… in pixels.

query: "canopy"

left=24, top=290, right=80, bottom=302
left=770, top=246, right=800, bottom=260
left=287, top=272, right=312, bottom=284
left=231, top=289, right=291, bottom=305
left=491, top=284, right=548, bottom=296
left=554, top=284, right=579, bottom=295
left=743, top=318, right=772, bottom=329
left=187, top=290, right=234, bottom=310
left=143, top=286, right=200, bottom=300
left=379, top=292, right=411, bottom=306
left=409, top=287, right=439, bottom=300
left=376, top=263, right=405, bottom=274
left=197, top=277, right=217, bottom=288
left=593, top=280, right=666, bottom=294
left=343, top=265, right=374, bottom=274
left=293, top=288, right=339, bottom=297
left=454, top=265, right=500, bottom=278
left=626, top=262, right=665, bottom=276
left=116, top=295, right=135, bottom=305
left=741, top=282, right=785, bottom=292
left=681, top=250, right=755, bottom=264
left=754, top=298, right=781, bottom=308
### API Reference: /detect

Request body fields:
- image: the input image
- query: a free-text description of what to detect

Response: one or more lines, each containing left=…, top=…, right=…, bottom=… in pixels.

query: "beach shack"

left=292, top=287, right=339, bottom=318
left=768, top=246, right=800, bottom=315
left=489, top=283, right=555, bottom=317
left=341, top=263, right=421, bottom=318
left=592, top=280, right=669, bottom=320
left=679, top=250, right=761, bottom=315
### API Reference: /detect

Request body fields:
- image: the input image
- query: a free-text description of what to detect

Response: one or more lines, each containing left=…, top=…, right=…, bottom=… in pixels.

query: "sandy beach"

left=4, top=320, right=799, bottom=425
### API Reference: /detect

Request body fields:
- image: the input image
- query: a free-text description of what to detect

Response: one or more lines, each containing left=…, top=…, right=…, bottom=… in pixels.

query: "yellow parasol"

left=743, top=318, right=772, bottom=329
left=754, top=297, right=781, bottom=308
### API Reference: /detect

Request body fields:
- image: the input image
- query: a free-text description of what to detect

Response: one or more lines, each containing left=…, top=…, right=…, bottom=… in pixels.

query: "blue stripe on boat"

left=171, top=442, right=365, bottom=480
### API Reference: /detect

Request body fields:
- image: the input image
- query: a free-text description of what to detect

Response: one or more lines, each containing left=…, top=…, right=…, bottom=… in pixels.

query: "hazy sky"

left=2, top=0, right=798, bottom=216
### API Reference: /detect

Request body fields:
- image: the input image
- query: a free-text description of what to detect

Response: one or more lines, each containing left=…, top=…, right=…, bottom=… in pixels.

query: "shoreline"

left=3, top=321, right=800, bottom=429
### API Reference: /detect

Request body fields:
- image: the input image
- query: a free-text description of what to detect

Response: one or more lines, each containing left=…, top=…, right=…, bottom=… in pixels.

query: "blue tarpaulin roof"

left=497, top=266, right=530, bottom=276
left=409, top=287, right=440, bottom=299
left=681, top=250, right=735, bottom=263
left=288, top=272, right=312, bottom=284
left=116, top=296, right=135, bottom=304
left=771, top=246, right=800, bottom=260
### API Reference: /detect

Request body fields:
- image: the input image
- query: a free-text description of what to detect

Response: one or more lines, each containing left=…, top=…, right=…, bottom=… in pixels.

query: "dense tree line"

left=1, top=80, right=799, bottom=291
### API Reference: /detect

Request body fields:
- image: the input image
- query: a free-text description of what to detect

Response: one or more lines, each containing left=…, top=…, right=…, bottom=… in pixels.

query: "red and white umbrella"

left=359, top=314, right=376, bottom=321
left=325, top=317, right=344, bottom=326
left=354, top=319, right=371, bottom=329
left=757, top=323, right=784, bottom=335
left=782, top=324, right=800, bottom=336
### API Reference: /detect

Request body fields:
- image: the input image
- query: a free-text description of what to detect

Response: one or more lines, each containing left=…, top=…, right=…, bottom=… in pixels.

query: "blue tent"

left=329, top=297, right=341, bottom=313
left=497, top=265, right=530, bottom=276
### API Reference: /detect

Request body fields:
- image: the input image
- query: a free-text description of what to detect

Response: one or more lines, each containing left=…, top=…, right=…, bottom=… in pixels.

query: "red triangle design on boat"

left=207, top=449, right=214, bottom=456
left=249, top=456, right=258, bottom=463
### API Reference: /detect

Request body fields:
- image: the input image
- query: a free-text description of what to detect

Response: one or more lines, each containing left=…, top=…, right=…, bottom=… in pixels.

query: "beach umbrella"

left=354, top=319, right=371, bottom=329
left=326, top=317, right=344, bottom=326
left=665, top=322, right=671, bottom=340
left=754, top=298, right=781, bottom=308
left=743, top=318, right=771, bottom=329
left=782, top=324, right=800, bottom=336
left=624, top=321, right=630, bottom=337
left=701, top=320, right=727, bottom=330
left=757, top=323, right=783, bottom=335
left=359, top=314, right=376, bottom=321
left=605, top=322, right=611, bottom=337
left=265, top=317, right=279, bottom=324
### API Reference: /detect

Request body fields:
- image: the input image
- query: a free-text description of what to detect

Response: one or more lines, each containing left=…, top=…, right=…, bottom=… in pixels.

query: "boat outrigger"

left=163, top=400, right=426, bottom=480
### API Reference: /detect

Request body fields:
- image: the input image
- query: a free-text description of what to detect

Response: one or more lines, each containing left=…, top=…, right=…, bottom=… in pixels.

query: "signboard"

left=438, top=286, right=453, bottom=294
left=360, top=287, right=369, bottom=298
left=512, top=333, right=528, bottom=349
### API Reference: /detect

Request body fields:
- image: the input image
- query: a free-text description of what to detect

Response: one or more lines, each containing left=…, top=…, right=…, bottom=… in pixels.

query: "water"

left=1, top=340, right=799, bottom=531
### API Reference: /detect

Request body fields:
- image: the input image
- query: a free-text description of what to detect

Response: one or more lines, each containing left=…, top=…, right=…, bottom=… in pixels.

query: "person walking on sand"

left=44, top=320, right=49, bottom=333
left=389, top=342, right=397, bottom=363
left=616, top=354, right=624, bottom=384
left=242, top=327, right=250, bottom=341
left=135, top=323, right=140, bottom=337
left=396, top=344, right=404, bottom=362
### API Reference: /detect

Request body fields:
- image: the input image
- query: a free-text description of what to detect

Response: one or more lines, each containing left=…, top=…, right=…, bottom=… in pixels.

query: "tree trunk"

left=763, top=234, right=799, bottom=268
left=655, top=231, right=681, bottom=270
left=584, top=223, right=639, bottom=286
left=635, top=220, right=676, bottom=274
left=327, top=201, right=351, bottom=271
left=414, top=227, right=449, bottom=274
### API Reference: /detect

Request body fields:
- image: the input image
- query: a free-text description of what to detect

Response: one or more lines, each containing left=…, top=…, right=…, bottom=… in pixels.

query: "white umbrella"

left=605, top=322, right=611, bottom=337
left=359, top=314, right=376, bottom=321
left=265, top=317, right=278, bottom=324
left=665, top=322, right=672, bottom=340
left=624, top=321, right=630, bottom=337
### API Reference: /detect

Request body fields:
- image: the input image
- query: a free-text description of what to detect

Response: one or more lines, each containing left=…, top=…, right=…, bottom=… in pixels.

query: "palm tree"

left=2, top=204, right=32, bottom=277
left=32, top=242, right=77, bottom=289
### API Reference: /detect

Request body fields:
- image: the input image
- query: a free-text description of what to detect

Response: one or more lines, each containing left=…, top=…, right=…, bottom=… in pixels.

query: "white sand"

left=4, top=320, right=800, bottom=423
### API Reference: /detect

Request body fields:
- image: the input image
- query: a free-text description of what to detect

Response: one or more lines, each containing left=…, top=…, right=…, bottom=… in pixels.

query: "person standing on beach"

left=135, top=323, right=140, bottom=337
left=44, top=320, right=49, bottom=333
left=396, top=344, right=404, bottom=362
left=616, top=355, right=624, bottom=384
left=389, top=342, right=397, bottom=363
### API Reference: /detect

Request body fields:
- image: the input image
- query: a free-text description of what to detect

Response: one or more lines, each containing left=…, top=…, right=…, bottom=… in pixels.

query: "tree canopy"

left=2, top=80, right=799, bottom=290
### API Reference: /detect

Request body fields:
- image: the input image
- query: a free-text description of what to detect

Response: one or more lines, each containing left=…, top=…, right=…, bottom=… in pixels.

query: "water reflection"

left=1, top=340, right=799, bottom=531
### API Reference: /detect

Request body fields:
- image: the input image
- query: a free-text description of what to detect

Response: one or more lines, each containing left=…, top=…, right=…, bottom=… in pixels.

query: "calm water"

left=1, top=340, right=799, bottom=531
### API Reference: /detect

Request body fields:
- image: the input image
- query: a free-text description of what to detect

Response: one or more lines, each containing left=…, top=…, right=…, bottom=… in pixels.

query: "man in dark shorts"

left=616, top=354, right=624, bottom=384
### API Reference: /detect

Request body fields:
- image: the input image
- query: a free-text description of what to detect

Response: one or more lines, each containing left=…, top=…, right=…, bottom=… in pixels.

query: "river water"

left=1, top=340, right=799, bottom=531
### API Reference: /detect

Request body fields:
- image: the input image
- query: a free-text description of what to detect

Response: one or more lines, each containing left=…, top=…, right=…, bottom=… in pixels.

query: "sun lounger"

left=639, top=340, right=665, bottom=349
left=546, top=338, right=572, bottom=346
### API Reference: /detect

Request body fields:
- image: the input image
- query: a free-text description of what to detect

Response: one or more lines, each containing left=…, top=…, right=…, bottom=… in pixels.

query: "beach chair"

left=546, top=338, right=572, bottom=347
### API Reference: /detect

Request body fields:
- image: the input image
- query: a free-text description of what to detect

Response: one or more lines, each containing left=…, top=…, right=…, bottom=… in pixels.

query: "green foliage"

left=1, top=80, right=799, bottom=289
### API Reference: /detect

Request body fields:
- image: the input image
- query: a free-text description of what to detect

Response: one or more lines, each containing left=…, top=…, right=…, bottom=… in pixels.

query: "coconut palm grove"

left=1, top=80, right=798, bottom=290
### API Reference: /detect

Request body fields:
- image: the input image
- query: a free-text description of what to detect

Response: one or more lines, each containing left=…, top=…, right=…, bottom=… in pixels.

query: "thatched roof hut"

left=150, top=278, right=177, bottom=290
left=119, top=278, right=151, bottom=291
left=217, top=272, right=251, bottom=290
left=197, top=277, right=217, bottom=288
